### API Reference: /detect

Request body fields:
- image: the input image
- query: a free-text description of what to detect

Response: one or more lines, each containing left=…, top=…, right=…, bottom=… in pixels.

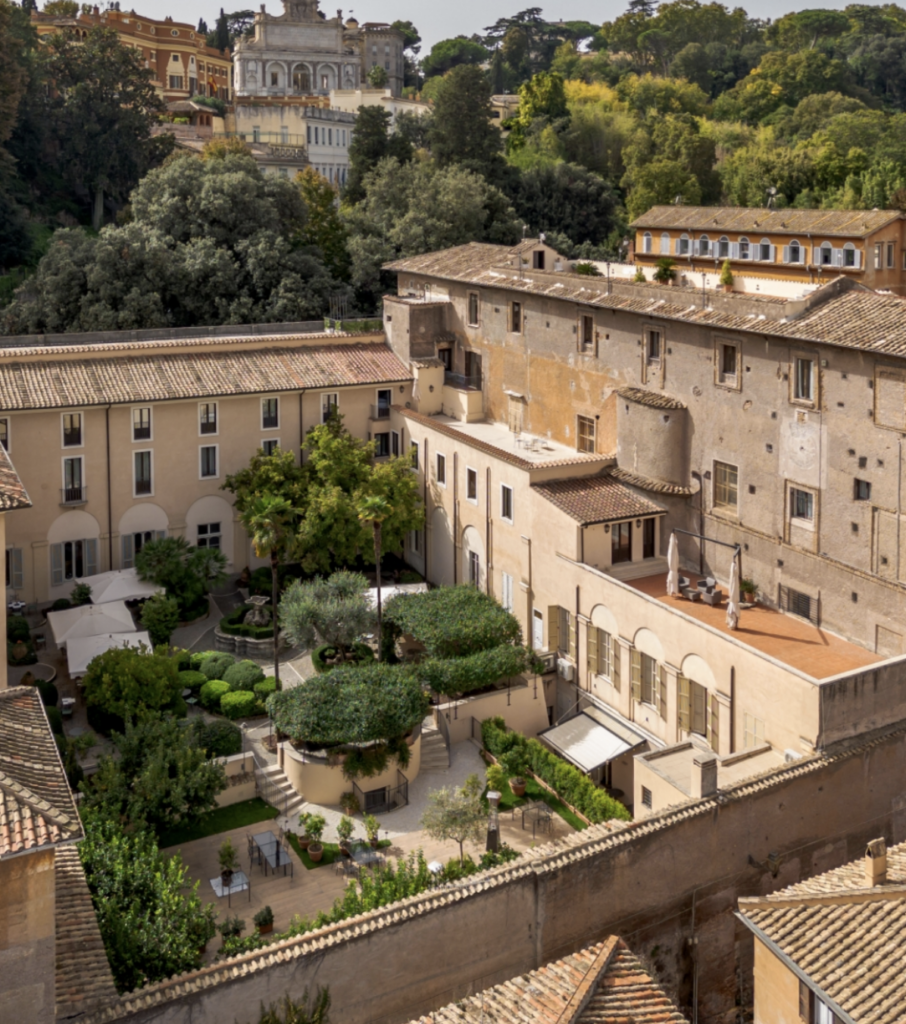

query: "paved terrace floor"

left=628, top=572, right=880, bottom=679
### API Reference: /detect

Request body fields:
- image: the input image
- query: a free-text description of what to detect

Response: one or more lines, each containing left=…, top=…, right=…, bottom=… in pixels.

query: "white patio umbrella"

left=77, top=568, right=163, bottom=605
left=726, top=557, right=740, bottom=630
left=366, top=581, right=428, bottom=608
left=666, top=531, right=680, bottom=597
left=48, top=600, right=136, bottom=646
left=66, top=631, right=152, bottom=677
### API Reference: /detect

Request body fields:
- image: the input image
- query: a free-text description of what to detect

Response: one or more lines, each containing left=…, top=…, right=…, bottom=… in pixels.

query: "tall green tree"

left=420, top=779, right=486, bottom=867
left=428, top=65, right=507, bottom=182
left=296, top=166, right=350, bottom=279
left=357, top=495, right=391, bottom=658
left=135, top=535, right=227, bottom=618
left=344, top=105, right=412, bottom=204
left=279, top=570, right=374, bottom=662
left=421, top=36, right=488, bottom=79
left=81, top=644, right=183, bottom=732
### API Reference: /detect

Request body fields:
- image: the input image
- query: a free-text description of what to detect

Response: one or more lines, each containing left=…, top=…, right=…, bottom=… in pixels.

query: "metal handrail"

left=60, top=486, right=87, bottom=505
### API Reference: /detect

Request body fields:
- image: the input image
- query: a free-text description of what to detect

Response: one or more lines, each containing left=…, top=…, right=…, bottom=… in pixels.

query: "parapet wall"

left=82, top=721, right=906, bottom=1024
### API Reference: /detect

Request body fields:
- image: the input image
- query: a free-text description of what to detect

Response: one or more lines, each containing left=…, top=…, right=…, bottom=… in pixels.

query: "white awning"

left=48, top=601, right=136, bottom=646
left=539, top=712, right=643, bottom=773
left=77, top=568, right=164, bottom=604
left=66, top=631, right=152, bottom=677
left=368, top=582, right=428, bottom=607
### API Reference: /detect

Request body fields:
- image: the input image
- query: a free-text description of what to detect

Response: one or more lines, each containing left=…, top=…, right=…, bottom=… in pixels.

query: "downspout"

left=453, top=452, right=459, bottom=585
left=423, top=437, right=428, bottom=577
left=898, top=438, right=903, bottom=583
left=522, top=534, right=533, bottom=649
left=485, top=466, right=491, bottom=595
left=298, top=391, right=304, bottom=463
left=105, top=405, right=113, bottom=571
left=729, top=666, right=736, bottom=754
left=691, top=471, right=704, bottom=574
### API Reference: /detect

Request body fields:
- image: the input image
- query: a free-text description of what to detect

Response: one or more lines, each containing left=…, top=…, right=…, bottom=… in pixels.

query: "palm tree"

left=239, top=493, right=298, bottom=688
left=357, top=495, right=392, bottom=659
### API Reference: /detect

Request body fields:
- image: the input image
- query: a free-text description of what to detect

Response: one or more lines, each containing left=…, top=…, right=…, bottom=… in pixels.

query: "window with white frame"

left=660, top=232, right=670, bottom=255
left=500, top=484, right=514, bottom=523
left=713, top=461, right=738, bottom=513
left=758, top=237, right=773, bottom=262
left=587, top=625, right=619, bottom=691
left=577, top=414, right=595, bottom=453
left=468, top=550, right=480, bottom=585
left=321, top=392, right=338, bottom=423
left=62, top=456, right=84, bottom=503
left=62, top=412, right=82, bottom=447
left=785, top=239, right=803, bottom=264
left=134, top=450, right=152, bottom=496
left=875, top=242, right=883, bottom=269
left=410, top=440, right=419, bottom=470
left=718, top=235, right=729, bottom=258
left=580, top=314, right=595, bottom=353
left=717, top=340, right=739, bottom=385
left=819, top=241, right=833, bottom=265
left=466, top=467, right=478, bottom=502
left=743, top=711, right=765, bottom=749
left=501, top=571, right=514, bottom=612
left=51, top=538, right=97, bottom=585
left=262, top=439, right=279, bottom=456
left=435, top=452, right=446, bottom=486
left=738, top=237, right=750, bottom=260
left=375, top=388, right=391, bottom=419
left=197, top=522, right=221, bottom=548
left=132, top=407, right=151, bottom=441
left=199, top=402, right=217, bottom=435
left=200, top=445, right=218, bottom=478
left=122, top=530, right=165, bottom=569
left=262, top=397, right=279, bottom=429
left=646, top=329, right=661, bottom=364
left=642, top=232, right=652, bottom=254
left=790, top=487, right=814, bottom=523
left=678, top=234, right=690, bottom=256
left=794, top=356, right=815, bottom=402
left=698, top=234, right=710, bottom=257
left=374, top=432, right=390, bottom=457
left=843, top=242, right=856, bottom=267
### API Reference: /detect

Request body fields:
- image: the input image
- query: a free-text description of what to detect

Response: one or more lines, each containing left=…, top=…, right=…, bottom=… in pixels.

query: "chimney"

left=691, top=753, right=718, bottom=799
left=865, top=838, right=887, bottom=887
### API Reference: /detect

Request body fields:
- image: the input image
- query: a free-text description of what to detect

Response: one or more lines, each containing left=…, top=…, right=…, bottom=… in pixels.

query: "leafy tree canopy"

left=421, top=37, right=489, bottom=79
left=279, top=571, right=375, bottom=658
left=344, top=105, right=412, bottom=205
left=82, top=644, right=183, bottom=727
left=135, top=535, right=227, bottom=618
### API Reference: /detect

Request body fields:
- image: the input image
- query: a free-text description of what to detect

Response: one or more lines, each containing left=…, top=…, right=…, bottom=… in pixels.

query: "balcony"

left=370, top=404, right=391, bottom=421
left=60, top=485, right=87, bottom=506
left=443, top=372, right=481, bottom=391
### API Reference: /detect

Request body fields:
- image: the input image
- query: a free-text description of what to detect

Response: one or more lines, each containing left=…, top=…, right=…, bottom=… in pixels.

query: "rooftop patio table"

left=210, top=870, right=250, bottom=907
left=351, top=845, right=383, bottom=869
left=521, top=801, right=553, bottom=840
left=252, top=831, right=293, bottom=878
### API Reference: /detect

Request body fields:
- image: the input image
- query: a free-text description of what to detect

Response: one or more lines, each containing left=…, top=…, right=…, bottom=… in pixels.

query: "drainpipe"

left=485, top=466, right=491, bottom=595
left=522, top=534, right=533, bottom=649
left=729, top=666, right=736, bottom=754
left=105, top=405, right=113, bottom=571
left=453, top=452, right=459, bottom=585
left=898, top=438, right=903, bottom=583
left=691, top=471, right=704, bottom=574
left=423, top=437, right=428, bottom=578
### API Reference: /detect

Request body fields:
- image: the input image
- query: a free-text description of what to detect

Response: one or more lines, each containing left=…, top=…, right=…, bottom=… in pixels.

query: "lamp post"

left=486, top=789, right=501, bottom=852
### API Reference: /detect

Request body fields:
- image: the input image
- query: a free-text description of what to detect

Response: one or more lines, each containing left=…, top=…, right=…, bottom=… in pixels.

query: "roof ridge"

left=0, top=767, right=79, bottom=832
left=740, top=886, right=906, bottom=910
left=555, top=935, right=620, bottom=1024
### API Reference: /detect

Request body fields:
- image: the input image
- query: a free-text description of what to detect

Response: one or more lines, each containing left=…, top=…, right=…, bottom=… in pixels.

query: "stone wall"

left=83, top=720, right=906, bottom=1024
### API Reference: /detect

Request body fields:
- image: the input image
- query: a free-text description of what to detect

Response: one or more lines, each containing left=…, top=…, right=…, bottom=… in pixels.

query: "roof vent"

left=865, top=837, right=887, bottom=886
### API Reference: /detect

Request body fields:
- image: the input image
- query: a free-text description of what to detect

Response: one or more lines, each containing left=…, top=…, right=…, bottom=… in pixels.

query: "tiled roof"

left=630, top=205, right=900, bottom=237
left=0, top=445, right=31, bottom=511
left=0, top=686, right=82, bottom=857
left=616, top=387, right=686, bottom=410
left=406, top=938, right=688, bottom=1024
left=386, top=245, right=906, bottom=360
left=533, top=473, right=666, bottom=524
left=609, top=467, right=696, bottom=496
left=738, top=843, right=906, bottom=1024
left=0, top=340, right=410, bottom=411
left=56, top=845, right=118, bottom=1017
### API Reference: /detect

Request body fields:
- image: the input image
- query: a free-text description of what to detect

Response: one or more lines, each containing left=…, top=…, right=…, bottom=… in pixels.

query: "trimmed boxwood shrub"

left=190, top=718, right=242, bottom=757
left=200, top=653, right=235, bottom=680
left=480, top=717, right=631, bottom=824
left=45, top=705, right=64, bottom=735
left=253, top=677, right=278, bottom=701
left=190, top=650, right=219, bottom=670
left=178, top=669, right=208, bottom=695
left=223, top=659, right=265, bottom=691
left=7, top=615, right=30, bottom=642
left=200, top=679, right=230, bottom=711
left=218, top=604, right=274, bottom=640
left=312, top=642, right=375, bottom=674
left=220, top=690, right=258, bottom=720
left=51, top=598, right=71, bottom=611
left=37, top=679, right=58, bottom=707
left=172, top=649, right=192, bottom=671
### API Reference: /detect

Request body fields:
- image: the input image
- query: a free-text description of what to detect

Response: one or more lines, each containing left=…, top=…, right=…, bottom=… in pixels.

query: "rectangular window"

left=262, top=397, right=279, bottom=429
left=391, top=430, right=399, bottom=457
left=375, top=388, right=392, bottom=419
left=790, top=487, right=814, bottom=522
left=854, top=478, right=871, bottom=500
left=63, top=412, right=82, bottom=447
left=0, top=417, right=8, bottom=451
left=436, top=452, right=446, bottom=485
left=844, top=246, right=856, bottom=267
left=589, top=625, right=616, bottom=682
left=643, top=517, right=655, bottom=559
left=438, top=348, right=452, bottom=371
left=612, top=521, right=631, bottom=563
left=410, top=529, right=420, bottom=554
left=468, top=550, right=480, bottom=586
left=132, top=407, right=151, bottom=441
left=713, top=461, right=738, bottom=513
left=262, top=439, right=279, bottom=456
left=577, top=415, right=595, bottom=454
left=875, top=242, right=882, bottom=269
left=466, top=467, right=478, bottom=502
left=640, top=653, right=657, bottom=705
left=794, top=358, right=815, bottom=402
left=743, top=711, right=765, bottom=750
left=511, top=301, right=522, bottom=333
left=501, top=571, right=514, bottom=612
left=691, top=679, right=707, bottom=736
left=409, top=440, right=419, bottom=470
left=6, top=547, right=23, bottom=589
left=374, top=432, right=390, bottom=457
left=739, top=239, right=750, bottom=260
left=888, top=241, right=895, bottom=268
left=199, top=402, right=218, bottom=435
left=62, top=457, right=83, bottom=504
left=200, top=445, right=218, bottom=478
left=500, top=484, right=513, bottom=523
left=197, top=522, right=221, bottom=549
left=169, top=75, right=184, bottom=89
left=719, top=343, right=738, bottom=385
left=781, top=584, right=817, bottom=623
left=467, top=292, right=479, bottom=327
left=134, top=450, right=152, bottom=496
left=647, top=330, right=660, bottom=363
left=580, top=315, right=594, bottom=353
left=641, top=786, right=653, bottom=809
left=759, top=241, right=772, bottom=261
left=321, top=392, right=338, bottom=423
left=50, top=538, right=97, bottom=585
left=532, top=250, right=545, bottom=270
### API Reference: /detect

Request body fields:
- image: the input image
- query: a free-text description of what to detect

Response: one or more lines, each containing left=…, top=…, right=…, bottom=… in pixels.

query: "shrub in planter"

left=217, top=915, right=244, bottom=946
left=220, top=690, right=258, bottom=720
left=178, top=669, right=208, bottom=695
left=253, top=905, right=274, bottom=935
left=201, top=653, right=235, bottom=680
left=253, top=677, right=278, bottom=701
left=223, top=659, right=265, bottom=691
left=305, top=813, right=327, bottom=862
left=363, top=813, right=380, bottom=847
left=37, top=679, right=58, bottom=707
left=190, top=718, right=242, bottom=757
left=45, top=705, right=64, bottom=735
left=8, top=639, right=37, bottom=665
left=336, top=814, right=354, bottom=851
left=70, top=583, right=92, bottom=606
left=340, top=791, right=360, bottom=816
left=7, top=615, right=30, bottom=643
left=199, top=679, right=230, bottom=711
left=311, top=642, right=375, bottom=674
left=51, top=598, right=72, bottom=611
left=218, top=604, right=274, bottom=640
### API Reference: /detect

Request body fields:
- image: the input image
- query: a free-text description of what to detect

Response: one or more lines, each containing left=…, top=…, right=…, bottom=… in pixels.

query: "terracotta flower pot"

left=369, top=838, right=379, bottom=849
left=257, top=923, right=273, bottom=935
left=220, top=869, right=234, bottom=886
left=511, top=778, right=527, bottom=797
left=299, top=836, right=312, bottom=850
left=308, top=843, right=324, bottom=863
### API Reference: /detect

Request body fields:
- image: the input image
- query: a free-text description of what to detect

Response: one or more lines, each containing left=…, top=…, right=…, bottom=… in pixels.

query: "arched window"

left=698, top=234, right=710, bottom=257
left=786, top=239, right=802, bottom=264
left=738, top=237, right=750, bottom=260
left=292, top=65, right=311, bottom=94
left=819, top=241, right=833, bottom=266
left=642, top=232, right=653, bottom=254
left=678, top=233, right=690, bottom=256
left=843, top=241, right=857, bottom=267
left=759, top=237, right=773, bottom=262
left=718, top=235, right=730, bottom=259
left=660, top=232, right=670, bottom=255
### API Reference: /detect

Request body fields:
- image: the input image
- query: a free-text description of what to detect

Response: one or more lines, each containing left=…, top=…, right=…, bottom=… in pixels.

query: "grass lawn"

left=483, top=779, right=587, bottom=832
left=286, top=834, right=392, bottom=870
left=159, top=798, right=279, bottom=848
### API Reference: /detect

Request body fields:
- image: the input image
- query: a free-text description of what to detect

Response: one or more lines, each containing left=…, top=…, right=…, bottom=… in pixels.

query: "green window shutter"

left=50, top=543, right=63, bottom=587
left=611, top=637, right=621, bottom=691
left=678, top=675, right=691, bottom=732
left=122, top=534, right=134, bottom=570
left=586, top=622, right=597, bottom=674
left=10, top=548, right=23, bottom=590
left=547, top=605, right=559, bottom=653
left=658, top=664, right=667, bottom=720
left=630, top=649, right=641, bottom=703
left=568, top=614, right=577, bottom=660
left=85, top=538, right=98, bottom=577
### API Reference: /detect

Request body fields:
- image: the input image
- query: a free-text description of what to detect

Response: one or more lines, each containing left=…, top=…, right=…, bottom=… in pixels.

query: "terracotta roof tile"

left=0, top=340, right=410, bottom=411
left=533, top=474, right=666, bottom=525
left=55, top=845, right=118, bottom=1017
left=608, top=467, right=697, bottom=497
left=630, top=205, right=900, bottom=237
left=0, top=445, right=31, bottom=511
left=616, top=387, right=686, bottom=411
left=0, top=686, right=82, bottom=857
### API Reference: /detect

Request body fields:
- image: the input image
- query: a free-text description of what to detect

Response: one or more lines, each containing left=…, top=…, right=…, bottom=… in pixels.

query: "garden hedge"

left=8, top=640, right=37, bottom=666
left=37, top=679, right=58, bottom=707
left=172, top=649, right=192, bottom=671
left=199, top=679, right=230, bottom=711
left=221, top=690, right=259, bottom=720
left=311, top=642, right=375, bottom=674
left=7, top=615, right=30, bottom=643
left=51, top=598, right=71, bottom=611
left=253, top=677, right=278, bottom=701
left=200, top=653, right=235, bottom=681
left=45, top=705, right=64, bottom=735
left=480, top=717, right=631, bottom=824
left=190, top=650, right=219, bottom=670
left=218, top=604, right=273, bottom=639
left=223, top=659, right=265, bottom=691
left=178, top=669, right=208, bottom=695
left=190, top=718, right=242, bottom=757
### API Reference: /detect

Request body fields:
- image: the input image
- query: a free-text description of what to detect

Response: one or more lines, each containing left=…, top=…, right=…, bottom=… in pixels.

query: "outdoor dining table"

left=351, top=844, right=384, bottom=869
left=210, top=870, right=250, bottom=907
left=521, top=800, right=553, bottom=839
left=252, top=830, right=293, bottom=878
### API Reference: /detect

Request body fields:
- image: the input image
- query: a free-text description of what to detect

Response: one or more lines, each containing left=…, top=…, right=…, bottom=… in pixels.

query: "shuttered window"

left=678, top=674, right=691, bottom=732
left=50, top=538, right=97, bottom=586
left=547, top=605, right=560, bottom=653
left=633, top=651, right=661, bottom=713
left=6, top=548, right=23, bottom=590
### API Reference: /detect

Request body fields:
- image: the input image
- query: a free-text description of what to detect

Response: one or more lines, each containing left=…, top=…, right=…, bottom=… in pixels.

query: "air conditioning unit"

left=557, top=658, right=575, bottom=681
left=784, top=749, right=801, bottom=763
left=538, top=651, right=557, bottom=675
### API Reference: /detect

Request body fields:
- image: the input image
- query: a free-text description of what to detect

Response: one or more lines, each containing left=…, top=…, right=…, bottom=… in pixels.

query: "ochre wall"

left=751, top=937, right=801, bottom=1024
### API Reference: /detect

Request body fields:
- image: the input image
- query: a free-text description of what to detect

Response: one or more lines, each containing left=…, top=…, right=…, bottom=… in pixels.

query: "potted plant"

left=363, top=813, right=381, bottom=848
left=297, top=811, right=313, bottom=850
left=500, top=750, right=527, bottom=798
left=218, top=837, right=239, bottom=886
left=485, top=763, right=506, bottom=795
left=340, top=791, right=360, bottom=816
left=253, top=905, right=274, bottom=935
left=217, top=915, right=245, bottom=948
left=306, top=813, right=327, bottom=862
left=653, top=257, right=677, bottom=286
left=740, top=577, right=757, bottom=603
left=191, top=908, right=217, bottom=954
left=720, top=259, right=734, bottom=292
left=337, top=814, right=354, bottom=855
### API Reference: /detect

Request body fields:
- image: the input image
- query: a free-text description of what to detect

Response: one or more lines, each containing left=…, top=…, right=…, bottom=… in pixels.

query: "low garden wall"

left=435, top=675, right=553, bottom=745
left=213, top=751, right=256, bottom=807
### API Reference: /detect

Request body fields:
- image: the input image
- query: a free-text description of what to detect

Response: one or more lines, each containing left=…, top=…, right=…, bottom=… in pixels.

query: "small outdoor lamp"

left=428, top=860, right=443, bottom=887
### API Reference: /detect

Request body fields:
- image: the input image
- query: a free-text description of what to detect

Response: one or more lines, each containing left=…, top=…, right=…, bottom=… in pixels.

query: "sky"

left=121, top=0, right=881, bottom=54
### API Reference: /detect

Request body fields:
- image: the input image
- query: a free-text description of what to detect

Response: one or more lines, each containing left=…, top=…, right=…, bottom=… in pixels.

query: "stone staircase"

left=420, top=718, right=450, bottom=773
left=260, top=761, right=306, bottom=825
